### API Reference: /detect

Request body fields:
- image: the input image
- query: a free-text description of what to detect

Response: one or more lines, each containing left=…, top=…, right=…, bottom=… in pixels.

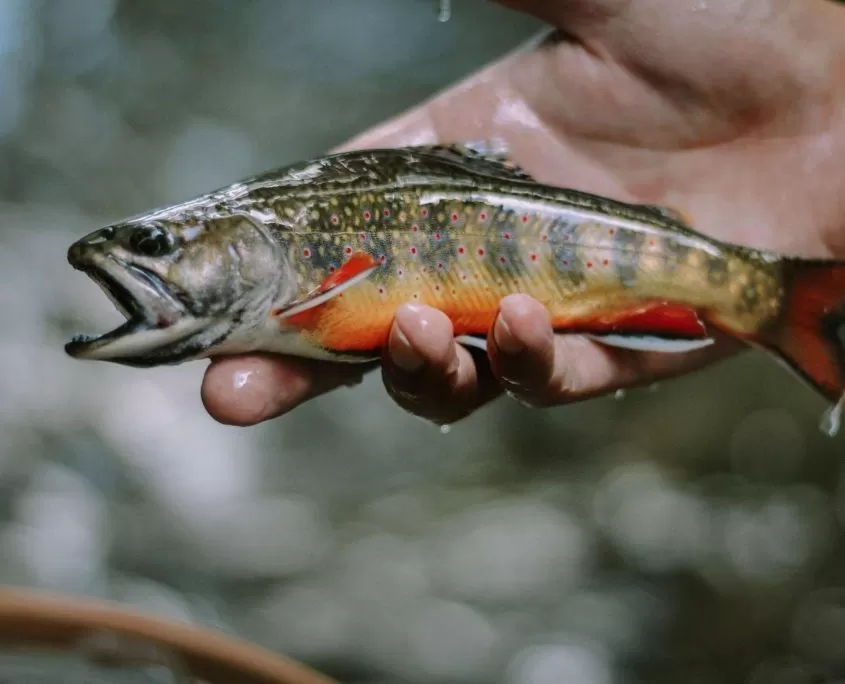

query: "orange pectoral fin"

left=315, top=251, right=380, bottom=294
left=274, top=250, right=380, bottom=328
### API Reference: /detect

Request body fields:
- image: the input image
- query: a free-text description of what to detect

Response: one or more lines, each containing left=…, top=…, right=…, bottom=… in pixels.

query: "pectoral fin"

left=276, top=251, right=380, bottom=322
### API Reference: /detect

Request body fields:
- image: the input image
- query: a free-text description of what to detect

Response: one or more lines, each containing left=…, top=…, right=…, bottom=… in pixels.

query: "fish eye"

left=128, top=225, right=174, bottom=257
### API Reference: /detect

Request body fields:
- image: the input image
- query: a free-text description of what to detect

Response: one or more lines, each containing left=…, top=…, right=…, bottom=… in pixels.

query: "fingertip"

left=390, top=302, right=455, bottom=370
left=201, top=355, right=312, bottom=426
left=383, top=302, right=493, bottom=424
left=495, top=294, right=554, bottom=353
left=489, top=295, right=557, bottom=405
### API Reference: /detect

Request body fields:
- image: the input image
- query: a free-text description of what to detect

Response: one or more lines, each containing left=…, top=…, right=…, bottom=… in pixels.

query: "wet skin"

left=201, top=0, right=845, bottom=426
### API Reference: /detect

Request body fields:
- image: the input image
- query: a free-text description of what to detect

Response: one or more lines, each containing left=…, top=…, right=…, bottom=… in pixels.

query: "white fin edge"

left=589, top=334, right=715, bottom=353
left=456, top=335, right=488, bottom=352
left=277, top=266, right=378, bottom=320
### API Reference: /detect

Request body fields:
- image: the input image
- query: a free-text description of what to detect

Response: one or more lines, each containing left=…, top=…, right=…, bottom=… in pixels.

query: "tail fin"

left=763, top=258, right=845, bottom=403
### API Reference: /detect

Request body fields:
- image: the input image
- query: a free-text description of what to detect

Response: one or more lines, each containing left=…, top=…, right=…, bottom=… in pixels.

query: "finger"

left=489, top=293, right=740, bottom=406
left=201, top=355, right=375, bottom=427
left=382, top=303, right=502, bottom=425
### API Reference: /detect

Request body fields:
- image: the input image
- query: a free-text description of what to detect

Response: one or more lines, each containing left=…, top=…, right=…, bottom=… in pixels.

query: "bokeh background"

left=1, top=1, right=844, bottom=682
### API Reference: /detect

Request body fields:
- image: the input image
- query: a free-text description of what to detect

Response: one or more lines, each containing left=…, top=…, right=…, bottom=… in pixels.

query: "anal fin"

left=560, top=301, right=710, bottom=339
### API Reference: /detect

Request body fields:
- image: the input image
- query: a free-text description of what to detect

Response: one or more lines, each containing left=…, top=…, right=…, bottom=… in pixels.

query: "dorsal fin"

left=642, top=203, right=694, bottom=226
left=416, top=139, right=538, bottom=182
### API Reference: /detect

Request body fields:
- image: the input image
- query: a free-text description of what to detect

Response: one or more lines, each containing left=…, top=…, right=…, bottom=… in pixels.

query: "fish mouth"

left=65, top=256, right=203, bottom=363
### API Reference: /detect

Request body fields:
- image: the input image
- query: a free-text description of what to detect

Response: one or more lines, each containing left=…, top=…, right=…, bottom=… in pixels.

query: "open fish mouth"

left=65, top=258, right=194, bottom=361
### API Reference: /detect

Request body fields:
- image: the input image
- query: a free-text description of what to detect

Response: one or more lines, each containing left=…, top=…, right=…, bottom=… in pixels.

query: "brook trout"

left=65, top=142, right=845, bottom=408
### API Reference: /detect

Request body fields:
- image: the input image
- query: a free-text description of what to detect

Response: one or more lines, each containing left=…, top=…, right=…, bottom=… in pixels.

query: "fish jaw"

left=65, top=243, right=215, bottom=367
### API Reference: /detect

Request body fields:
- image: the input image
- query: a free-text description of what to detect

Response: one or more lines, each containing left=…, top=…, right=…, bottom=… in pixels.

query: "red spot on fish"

left=587, top=262, right=593, bottom=268
left=302, top=247, right=311, bottom=258
left=330, top=215, right=339, bottom=225
left=451, top=212, right=459, bottom=222
left=477, top=247, right=485, bottom=256
left=410, top=246, right=417, bottom=255
left=363, top=210, right=372, bottom=221
left=434, top=232, right=441, bottom=240
left=541, top=234, right=549, bottom=242
left=397, top=268, right=404, bottom=277
left=499, top=256, right=507, bottom=264
left=383, top=208, right=390, bottom=217
left=530, top=252, right=537, bottom=262
left=344, top=245, right=353, bottom=256
left=521, top=215, right=529, bottom=223
left=458, top=246, right=465, bottom=255
left=479, top=211, right=487, bottom=221
left=437, top=262, right=444, bottom=270
left=503, top=232, right=511, bottom=240
left=609, top=228, right=615, bottom=235
left=603, top=259, right=609, bottom=265
left=379, top=254, right=386, bottom=263
left=358, top=232, right=366, bottom=241
left=328, top=265, right=336, bottom=273
left=562, top=260, right=569, bottom=266
left=564, top=235, right=571, bottom=241
left=421, top=207, right=429, bottom=218
left=649, top=240, right=656, bottom=247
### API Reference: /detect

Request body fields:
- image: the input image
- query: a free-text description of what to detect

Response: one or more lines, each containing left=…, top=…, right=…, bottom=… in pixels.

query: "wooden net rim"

left=0, top=586, right=339, bottom=684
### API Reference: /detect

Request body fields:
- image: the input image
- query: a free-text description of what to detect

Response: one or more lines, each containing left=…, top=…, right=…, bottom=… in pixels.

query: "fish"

left=65, top=141, right=845, bottom=412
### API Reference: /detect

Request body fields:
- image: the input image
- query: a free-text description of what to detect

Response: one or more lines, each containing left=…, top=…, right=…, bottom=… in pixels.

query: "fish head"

left=65, top=212, right=298, bottom=366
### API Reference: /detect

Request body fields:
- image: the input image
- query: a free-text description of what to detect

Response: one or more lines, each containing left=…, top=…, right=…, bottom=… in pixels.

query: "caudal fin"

left=763, top=258, right=845, bottom=403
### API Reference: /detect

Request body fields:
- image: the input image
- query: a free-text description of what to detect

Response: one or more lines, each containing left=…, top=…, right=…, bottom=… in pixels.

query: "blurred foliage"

left=0, top=1, right=844, bottom=683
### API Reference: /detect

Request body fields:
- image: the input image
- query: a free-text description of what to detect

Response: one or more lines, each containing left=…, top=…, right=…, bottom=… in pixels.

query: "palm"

left=348, top=0, right=845, bottom=257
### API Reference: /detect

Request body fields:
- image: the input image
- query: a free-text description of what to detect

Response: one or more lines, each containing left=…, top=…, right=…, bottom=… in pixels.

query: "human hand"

left=202, top=0, right=845, bottom=426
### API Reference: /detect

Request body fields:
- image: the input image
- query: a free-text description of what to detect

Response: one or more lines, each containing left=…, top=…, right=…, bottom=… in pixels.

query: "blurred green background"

left=1, top=1, right=844, bottom=682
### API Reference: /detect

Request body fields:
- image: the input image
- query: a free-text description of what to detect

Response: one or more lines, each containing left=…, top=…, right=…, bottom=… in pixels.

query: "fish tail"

left=762, top=257, right=845, bottom=402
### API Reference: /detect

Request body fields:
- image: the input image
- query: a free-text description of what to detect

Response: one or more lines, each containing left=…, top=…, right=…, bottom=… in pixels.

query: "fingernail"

left=494, top=314, right=523, bottom=355
left=390, top=324, right=424, bottom=372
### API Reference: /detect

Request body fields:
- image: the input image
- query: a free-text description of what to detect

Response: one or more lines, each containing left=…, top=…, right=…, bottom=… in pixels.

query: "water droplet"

left=820, top=393, right=845, bottom=438
left=437, top=0, right=451, bottom=21
left=440, top=424, right=451, bottom=435
left=614, top=389, right=626, bottom=401
left=233, top=370, right=253, bottom=389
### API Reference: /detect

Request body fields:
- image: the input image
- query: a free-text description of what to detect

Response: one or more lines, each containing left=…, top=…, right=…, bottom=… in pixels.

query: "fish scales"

left=64, top=142, right=845, bottom=412
left=263, top=184, right=784, bottom=352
